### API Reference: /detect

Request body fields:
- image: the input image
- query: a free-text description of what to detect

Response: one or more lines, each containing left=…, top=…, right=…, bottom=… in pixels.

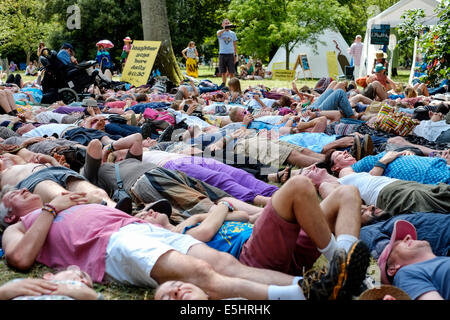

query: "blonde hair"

left=229, top=107, right=242, bottom=122
left=228, top=78, right=242, bottom=94
left=405, top=86, right=417, bottom=98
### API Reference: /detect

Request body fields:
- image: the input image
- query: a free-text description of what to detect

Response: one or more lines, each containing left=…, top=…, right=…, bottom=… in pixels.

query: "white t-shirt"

left=256, top=115, right=284, bottom=125
left=338, top=172, right=398, bottom=206
left=142, top=150, right=185, bottom=167
left=22, top=124, right=77, bottom=138
left=413, top=120, right=450, bottom=142
left=35, top=111, right=68, bottom=124
left=246, top=98, right=276, bottom=109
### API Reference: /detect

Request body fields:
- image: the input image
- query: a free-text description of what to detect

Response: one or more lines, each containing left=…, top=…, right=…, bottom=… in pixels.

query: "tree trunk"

left=285, top=43, right=290, bottom=70
left=26, top=51, right=31, bottom=66
left=140, top=0, right=184, bottom=85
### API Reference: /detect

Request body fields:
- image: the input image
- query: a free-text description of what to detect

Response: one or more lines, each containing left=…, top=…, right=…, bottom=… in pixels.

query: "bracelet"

left=45, top=203, right=58, bottom=213
left=374, top=161, right=387, bottom=170
left=219, top=201, right=234, bottom=212
left=42, top=205, right=57, bottom=218
left=105, top=142, right=115, bottom=153
left=315, top=111, right=320, bottom=118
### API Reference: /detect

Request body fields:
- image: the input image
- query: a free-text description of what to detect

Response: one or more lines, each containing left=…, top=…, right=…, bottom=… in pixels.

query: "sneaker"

left=301, top=241, right=370, bottom=300
left=337, top=240, right=371, bottom=300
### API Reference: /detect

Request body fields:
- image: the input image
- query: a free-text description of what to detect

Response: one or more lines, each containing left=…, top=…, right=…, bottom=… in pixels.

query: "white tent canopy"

left=359, top=0, right=441, bottom=80
left=267, top=29, right=350, bottom=79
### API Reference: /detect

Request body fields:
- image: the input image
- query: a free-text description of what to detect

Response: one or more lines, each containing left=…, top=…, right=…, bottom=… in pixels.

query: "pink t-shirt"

left=20, top=204, right=143, bottom=283
left=105, top=101, right=138, bottom=109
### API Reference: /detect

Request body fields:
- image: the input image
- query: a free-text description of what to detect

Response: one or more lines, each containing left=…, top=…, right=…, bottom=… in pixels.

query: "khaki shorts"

left=235, top=136, right=304, bottom=168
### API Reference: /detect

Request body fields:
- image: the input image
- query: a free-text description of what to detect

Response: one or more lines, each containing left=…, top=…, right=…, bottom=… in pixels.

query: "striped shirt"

left=349, top=42, right=363, bottom=66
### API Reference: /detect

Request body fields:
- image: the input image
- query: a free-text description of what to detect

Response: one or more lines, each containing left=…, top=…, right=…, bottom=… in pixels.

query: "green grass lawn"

left=16, top=64, right=411, bottom=91
left=192, top=64, right=411, bottom=90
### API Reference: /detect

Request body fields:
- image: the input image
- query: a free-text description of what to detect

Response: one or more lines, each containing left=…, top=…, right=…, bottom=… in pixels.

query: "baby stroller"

left=39, top=48, right=102, bottom=105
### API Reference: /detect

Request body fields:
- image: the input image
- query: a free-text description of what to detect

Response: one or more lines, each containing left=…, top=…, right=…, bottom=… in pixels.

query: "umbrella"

left=96, top=40, right=114, bottom=49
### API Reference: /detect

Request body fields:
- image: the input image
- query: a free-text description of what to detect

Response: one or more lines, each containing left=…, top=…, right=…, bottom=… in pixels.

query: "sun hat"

left=376, top=50, right=387, bottom=59
left=374, top=63, right=386, bottom=73
left=123, top=37, right=132, bottom=42
left=378, top=220, right=417, bottom=284
left=358, top=285, right=411, bottom=300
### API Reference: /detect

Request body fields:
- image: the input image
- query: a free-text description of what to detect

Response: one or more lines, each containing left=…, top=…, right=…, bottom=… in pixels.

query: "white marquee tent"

left=267, top=29, right=350, bottom=79
left=359, top=0, right=441, bottom=82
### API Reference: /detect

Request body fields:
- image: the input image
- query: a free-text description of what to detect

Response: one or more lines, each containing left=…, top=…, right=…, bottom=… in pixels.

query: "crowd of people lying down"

left=0, top=68, right=448, bottom=301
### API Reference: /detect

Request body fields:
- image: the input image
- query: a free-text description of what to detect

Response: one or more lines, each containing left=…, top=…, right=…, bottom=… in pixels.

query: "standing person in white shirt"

left=348, top=35, right=363, bottom=79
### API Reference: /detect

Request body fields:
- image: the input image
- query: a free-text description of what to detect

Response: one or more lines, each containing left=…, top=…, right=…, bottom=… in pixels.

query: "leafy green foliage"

left=0, top=0, right=54, bottom=63
left=227, top=0, right=348, bottom=67
left=44, top=0, right=143, bottom=64
left=399, top=1, right=449, bottom=86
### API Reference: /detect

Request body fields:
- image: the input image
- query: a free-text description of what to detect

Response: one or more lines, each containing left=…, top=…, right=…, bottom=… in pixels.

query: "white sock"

left=268, top=284, right=306, bottom=300
left=336, top=234, right=358, bottom=253
left=318, top=233, right=337, bottom=262
left=292, top=276, right=303, bottom=285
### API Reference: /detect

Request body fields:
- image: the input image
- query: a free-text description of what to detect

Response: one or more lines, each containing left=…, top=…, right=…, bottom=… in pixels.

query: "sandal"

left=276, top=166, right=292, bottom=184
left=350, top=136, right=361, bottom=161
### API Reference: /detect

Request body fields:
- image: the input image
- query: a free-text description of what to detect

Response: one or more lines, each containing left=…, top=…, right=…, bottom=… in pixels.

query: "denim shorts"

left=16, top=166, right=86, bottom=192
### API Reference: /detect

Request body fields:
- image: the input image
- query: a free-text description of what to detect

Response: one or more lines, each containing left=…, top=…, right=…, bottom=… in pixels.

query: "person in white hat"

left=377, top=219, right=450, bottom=300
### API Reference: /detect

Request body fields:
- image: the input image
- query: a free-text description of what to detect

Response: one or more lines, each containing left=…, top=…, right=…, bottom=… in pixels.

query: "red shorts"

left=239, top=199, right=320, bottom=275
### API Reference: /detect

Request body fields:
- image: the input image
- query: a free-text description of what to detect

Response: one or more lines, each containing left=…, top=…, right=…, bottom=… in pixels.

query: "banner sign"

left=121, top=40, right=161, bottom=87
left=272, top=69, right=295, bottom=80
left=370, top=24, right=390, bottom=45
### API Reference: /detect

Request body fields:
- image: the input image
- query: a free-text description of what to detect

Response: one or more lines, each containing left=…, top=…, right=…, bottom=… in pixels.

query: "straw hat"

left=358, top=285, right=411, bottom=300
left=123, top=37, right=132, bottom=42
left=376, top=50, right=388, bottom=59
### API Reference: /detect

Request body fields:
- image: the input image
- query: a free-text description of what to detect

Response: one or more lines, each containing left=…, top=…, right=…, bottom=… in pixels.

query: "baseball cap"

left=375, top=63, right=386, bottom=73
left=61, top=43, right=74, bottom=50
left=378, top=220, right=417, bottom=284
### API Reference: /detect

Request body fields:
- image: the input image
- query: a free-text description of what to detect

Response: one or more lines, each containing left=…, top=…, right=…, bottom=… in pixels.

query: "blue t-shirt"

left=279, top=132, right=337, bottom=153
left=359, top=212, right=450, bottom=260
left=217, top=30, right=237, bottom=54
left=351, top=151, right=450, bottom=184
left=393, top=257, right=450, bottom=300
left=57, top=49, right=71, bottom=65
left=22, top=87, right=43, bottom=103
left=183, top=221, right=253, bottom=258
left=248, top=120, right=285, bottom=132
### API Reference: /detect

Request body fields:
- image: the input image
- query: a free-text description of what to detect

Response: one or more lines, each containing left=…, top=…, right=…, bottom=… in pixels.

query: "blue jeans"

left=105, top=123, right=141, bottom=137
left=311, top=89, right=355, bottom=118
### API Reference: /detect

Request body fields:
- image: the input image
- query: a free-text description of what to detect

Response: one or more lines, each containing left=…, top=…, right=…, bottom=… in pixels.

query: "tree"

left=399, top=1, right=449, bottom=86
left=44, top=0, right=143, bottom=66
left=334, top=0, right=398, bottom=45
left=0, top=0, right=52, bottom=64
left=140, top=0, right=184, bottom=85
left=166, top=0, right=230, bottom=62
left=227, top=0, right=348, bottom=68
